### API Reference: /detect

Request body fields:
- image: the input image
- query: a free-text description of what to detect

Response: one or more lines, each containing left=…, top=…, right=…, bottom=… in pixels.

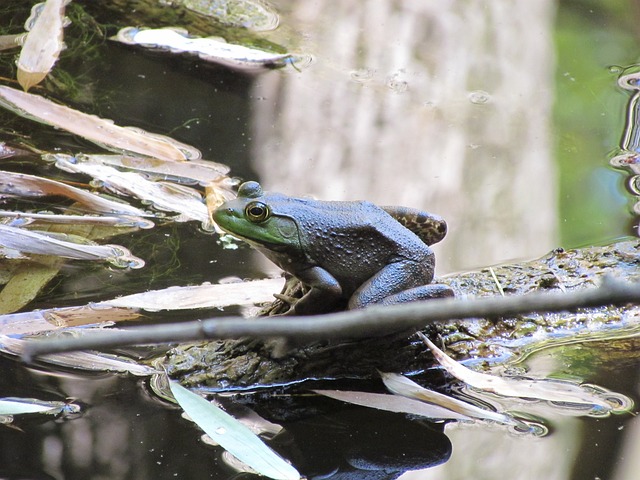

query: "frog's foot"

left=378, top=283, right=454, bottom=306
left=272, top=293, right=299, bottom=315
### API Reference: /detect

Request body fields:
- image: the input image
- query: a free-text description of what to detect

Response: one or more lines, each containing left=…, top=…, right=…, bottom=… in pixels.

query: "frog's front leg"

left=291, top=266, right=343, bottom=314
left=348, top=261, right=453, bottom=310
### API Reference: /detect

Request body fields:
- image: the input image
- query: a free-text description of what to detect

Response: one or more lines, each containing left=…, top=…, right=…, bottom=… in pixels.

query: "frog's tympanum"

left=214, top=182, right=454, bottom=314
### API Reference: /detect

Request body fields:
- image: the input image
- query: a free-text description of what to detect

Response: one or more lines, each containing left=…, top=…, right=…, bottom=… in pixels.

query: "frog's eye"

left=245, top=202, right=270, bottom=222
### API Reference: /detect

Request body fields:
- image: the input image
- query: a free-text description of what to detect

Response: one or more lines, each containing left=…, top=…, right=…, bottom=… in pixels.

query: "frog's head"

left=213, top=181, right=302, bottom=251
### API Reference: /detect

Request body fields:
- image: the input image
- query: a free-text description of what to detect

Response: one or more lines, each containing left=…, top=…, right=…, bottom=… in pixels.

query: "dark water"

left=1, top=1, right=640, bottom=479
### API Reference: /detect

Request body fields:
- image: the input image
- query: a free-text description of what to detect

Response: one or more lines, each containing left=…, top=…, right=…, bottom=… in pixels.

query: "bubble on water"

left=350, top=68, right=375, bottom=83
left=468, top=90, right=491, bottom=104
left=386, top=71, right=409, bottom=93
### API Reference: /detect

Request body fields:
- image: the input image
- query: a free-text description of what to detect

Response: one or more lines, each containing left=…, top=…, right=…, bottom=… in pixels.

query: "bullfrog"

left=213, top=181, right=453, bottom=314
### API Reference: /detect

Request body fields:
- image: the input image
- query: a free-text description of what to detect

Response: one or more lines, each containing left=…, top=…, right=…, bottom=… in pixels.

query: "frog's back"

left=273, top=197, right=434, bottom=294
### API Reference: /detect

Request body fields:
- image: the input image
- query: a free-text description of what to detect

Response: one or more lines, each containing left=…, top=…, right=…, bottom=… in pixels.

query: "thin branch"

left=21, top=277, right=640, bottom=362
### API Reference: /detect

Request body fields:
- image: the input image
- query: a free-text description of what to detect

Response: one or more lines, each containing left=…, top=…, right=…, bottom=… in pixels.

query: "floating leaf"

left=79, top=153, right=231, bottom=187
left=0, top=170, right=152, bottom=221
left=0, top=304, right=141, bottom=336
left=0, top=211, right=154, bottom=229
left=17, top=0, right=69, bottom=91
left=0, top=86, right=198, bottom=160
left=113, top=27, right=293, bottom=70
left=418, top=332, right=615, bottom=409
left=101, top=278, right=285, bottom=311
left=0, top=33, right=27, bottom=52
left=169, top=380, right=300, bottom=480
left=0, top=335, right=157, bottom=375
left=380, top=372, right=520, bottom=426
left=49, top=154, right=210, bottom=224
left=0, top=224, right=145, bottom=268
left=314, top=389, right=471, bottom=421
left=0, top=396, right=72, bottom=415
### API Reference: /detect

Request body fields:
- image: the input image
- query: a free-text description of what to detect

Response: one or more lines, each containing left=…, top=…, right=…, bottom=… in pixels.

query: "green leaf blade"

left=169, top=380, right=300, bottom=480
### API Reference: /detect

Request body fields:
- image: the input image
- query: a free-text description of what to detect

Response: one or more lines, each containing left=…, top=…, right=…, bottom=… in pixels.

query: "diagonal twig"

left=21, top=276, right=640, bottom=362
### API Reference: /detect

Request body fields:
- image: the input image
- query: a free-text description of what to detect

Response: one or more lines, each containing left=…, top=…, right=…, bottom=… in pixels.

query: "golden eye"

left=245, top=202, right=270, bottom=222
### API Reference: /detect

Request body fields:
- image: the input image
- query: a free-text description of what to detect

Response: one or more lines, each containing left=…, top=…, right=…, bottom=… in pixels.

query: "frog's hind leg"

left=348, top=260, right=452, bottom=309
left=378, top=283, right=454, bottom=306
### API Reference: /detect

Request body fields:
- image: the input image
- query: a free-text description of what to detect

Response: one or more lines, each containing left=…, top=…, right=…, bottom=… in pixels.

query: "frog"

left=213, top=181, right=454, bottom=315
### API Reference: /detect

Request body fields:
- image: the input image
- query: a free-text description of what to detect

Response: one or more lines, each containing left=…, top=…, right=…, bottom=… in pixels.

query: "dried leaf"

left=0, top=396, right=70, bottom=415
left=51, top=154, right=210, bottom=226
left=169, top=380, right=300, bottom=480
left=380, top=372, right=520, bottom=425
left=314, top=389, right=472, bottom=421
left=418, top=332, right=613, bottom=409
left=79, top=153, right=230, bottom=186
left=0, top=86, right=198, bottom=160
left=113, top=27, right=293, bottom=70
left=0, top=224, right=145, bottom=268
left=0, top=211, right=154, bottom=229
left=0, top=335, right=157, bottom=375
left=0, top=33, right=27, bottom=52
left=0, top=170, right=152, bottom=220
left=17, top=0, right=69, bottom=91
left=101, top=278, right=285, bottom=311
left=0, top=305, right=141, bottom=336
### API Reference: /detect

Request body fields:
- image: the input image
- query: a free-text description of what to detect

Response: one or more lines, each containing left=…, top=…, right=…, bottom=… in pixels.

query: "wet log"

left=160, top=240, right=640, bottom=389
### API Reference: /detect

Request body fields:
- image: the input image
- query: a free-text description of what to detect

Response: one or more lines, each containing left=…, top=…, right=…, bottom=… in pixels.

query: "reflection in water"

left=611, top=66, right=640, bottom=227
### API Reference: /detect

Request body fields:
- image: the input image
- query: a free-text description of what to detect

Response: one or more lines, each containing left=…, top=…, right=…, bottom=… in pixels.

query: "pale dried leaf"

left=0, top=33, right=27, bottom=51
left=0, top=170, right=151, bottom=219
left=314, top=389, right=472, bottom=421
left=0, top=397, right=69, bottom=415
left=51, top=154, right=210, bottom=226
left=380, top=372, right=519, bottom=425
left=80, top=153, right=230, bottom=186
left=17, top=0, right=68, bottom=91
left=0, top=335, right=158, bottom=375
left=0, top=86, right=198, bottom=160
left=0, top=211, right=154, bottom=229
left=101, top=278, right=285, bottom=311
left=0, top=224, right=144, bottom=268
left=418, top=332, right=613, bottom=408
left=113, top=27, right=292, bottom=70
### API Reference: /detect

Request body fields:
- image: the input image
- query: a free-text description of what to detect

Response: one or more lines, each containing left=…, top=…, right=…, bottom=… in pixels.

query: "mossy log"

left=160, top=240, right=640, bottom=389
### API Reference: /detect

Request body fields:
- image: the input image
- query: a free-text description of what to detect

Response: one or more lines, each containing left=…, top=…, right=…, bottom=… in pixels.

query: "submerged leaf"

left=0, top=259, right=60, bottom=315
left=0, top=86, right=198, bottom=160
left=169, top=380, right=300, bottom=480
left=113, top=27, right=293, bottom=70
left=314, top=389, right=471, bottom=421
left=17, top=0, right=69, bottom=91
